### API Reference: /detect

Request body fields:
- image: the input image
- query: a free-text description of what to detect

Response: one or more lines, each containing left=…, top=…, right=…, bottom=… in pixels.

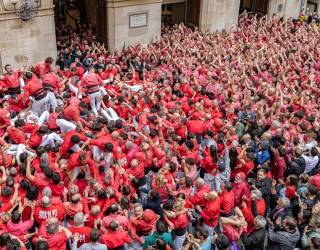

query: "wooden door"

left=186, top=0, right=201, bottom=28
left=252, top=0, right=269, bottom=16
left=96, top=0, right=108, bottom=44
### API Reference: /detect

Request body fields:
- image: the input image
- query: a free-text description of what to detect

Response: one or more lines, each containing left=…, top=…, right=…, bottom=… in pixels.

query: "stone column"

left=0, top=0, right=57, bottom=69
left=199, top=0, right=240, bottom=33
left=106, top=0, right=162, bottom=51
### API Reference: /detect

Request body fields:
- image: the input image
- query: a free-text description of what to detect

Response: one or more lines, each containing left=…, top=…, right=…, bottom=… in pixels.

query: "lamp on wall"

left=10, top=0, right=40, bottom=22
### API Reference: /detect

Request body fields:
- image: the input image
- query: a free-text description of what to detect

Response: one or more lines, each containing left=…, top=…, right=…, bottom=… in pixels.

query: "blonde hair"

left=156, top=173, right=166, bottom=187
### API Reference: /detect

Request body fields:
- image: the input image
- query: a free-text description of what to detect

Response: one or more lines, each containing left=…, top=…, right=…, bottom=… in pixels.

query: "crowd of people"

left=0, top=11, right=319, bottom=250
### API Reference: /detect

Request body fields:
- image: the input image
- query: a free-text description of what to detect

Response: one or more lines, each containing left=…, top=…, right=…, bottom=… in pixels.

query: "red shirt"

left=310, top=173, right=320, bottom=190
left=7, top=126, right=25, bottom=144
left=201, top=197, right=221, bottom=227
left=2, top=71, right=20, bottom=88
left=28, top=126, right=43, bottom=148
left=61, top=103, right=81, bottom=122
left=34, top=204, right=65, bottom=225
left=41, top=230, right=68, bottom=250
left=69, top=226, right=91, bottom=247
left=220, top=190, right=235, bottom=216
left=190, top=185, right=211, bottom=207
left=24, top=78, right=44, bottom=98
left=33, top=62, right=50, bottom=78
left=187, top=120, right=205, bottom=134
left=59, top=131, right=88, bottom=156
left=101, top=230, right=132, bottom=249
left=171, top=213, right=188, bottom=230
left=42, top=72, right=62, bottom=91
left=67, top=152, right=95, bottom=174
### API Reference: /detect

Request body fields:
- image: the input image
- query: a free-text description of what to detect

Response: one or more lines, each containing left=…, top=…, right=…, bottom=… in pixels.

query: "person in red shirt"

left=34, top=217, right=72, bottom=250
left=101, top=220, right=132, bottom=249
left=56, top=129, right=88, bottom=162
left=6, top=119, right=36, bottom=165
left=68, top=212, right=91, bottom=248
left=67, top=151, right=96, bottom=181
left=309, top=169, right=320, bottom=190
left=32, top=57, right=54, bottom=79
left=220, top=182, right=235, bottom=217
left=130, top=205, right=158, bottom=247
left=23, top=72, right=49, bottom=117
left=42, top=67, right=67, bottom=112
left=33, top=196, right=65, bottom=225
left=196, top=191, right=221, bottom=238
left=80, top=66, right=103, bottom=116
left=189, top=178, right=211, bottom=208
left=56, top=97, right=83, bottom=133
left=0, top=64, right=22, bottom=95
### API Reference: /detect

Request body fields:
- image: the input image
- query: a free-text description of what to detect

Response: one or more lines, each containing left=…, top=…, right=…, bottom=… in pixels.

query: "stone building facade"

left=0, top=0, right=319, bottom=71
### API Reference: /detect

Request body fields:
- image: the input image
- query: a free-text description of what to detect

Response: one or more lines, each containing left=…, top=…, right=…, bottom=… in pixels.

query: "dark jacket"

left=268, top=227, right=300, bottom=250
left=241, top=227, right=266, bottom=250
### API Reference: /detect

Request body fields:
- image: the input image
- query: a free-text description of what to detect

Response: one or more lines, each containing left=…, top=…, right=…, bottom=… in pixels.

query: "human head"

left=195, top=177, right=205, bottom=189
left=46, top=218, right=59, bottom=234
left=36, top=240, right=48, bottom=250
left=89, top=228, right=100, bottom=243
left=254, top=216, right=266, bottom=229
left=134, top=203, right=143, bottom=217
left=74, top=212, right=84, bottom=226
left=283, top=216, right=297, bottom=232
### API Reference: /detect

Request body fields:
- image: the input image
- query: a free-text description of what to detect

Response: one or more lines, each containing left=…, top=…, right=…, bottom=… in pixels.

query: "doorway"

left=240, top=0, right=270, bottom=16
left=162, top=0, right=186, bottom=26
left=185, top=0, right=201, bottom=28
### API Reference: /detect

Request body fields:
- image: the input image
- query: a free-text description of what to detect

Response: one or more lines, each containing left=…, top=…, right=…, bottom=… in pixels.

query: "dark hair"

left=36, top=240, right=49, bottom=250
left=52, top=172, right=60, bottom=185
left=26, top=185, right=39, bottom=200
left=155, top=239, right=167, bottom=250
left=185, top=158, right=195, bottom=165
left=104, top=142, right=113, bottom=152
left=6, top=176, right=14, bottom=187
left=215, top=234, right=230, bottom=250
left=14, top=119, right=25, bottom=128
left=311, top=237, right=320, bottom=249
left=90, top=228, right=100, bottom=242
left=2, top=186, right=12, bottom=197
left=43, top=167, right=53, bottom=179
left=284, top=216, right=297, bottom=231
left=6, top=239, right=21, bottom=250
left=71, top=135, right=81, bottom=144
left=109, top=221, right=119, bottom=231
left=45, top=57, right=54, bottom=64
left=0, top=233, right=10, bottom=247
left=20, top=179, right=30, bottom=190
left=11, top=210, right=21, bottom=223
left=185, top=176, right=193, bottom=187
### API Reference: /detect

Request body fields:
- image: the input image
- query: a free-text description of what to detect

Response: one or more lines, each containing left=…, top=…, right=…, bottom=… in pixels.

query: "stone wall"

left=0, top=0, right=57, bottom=73
left=267, top=0, right=303, bottom=19
left=199, top=0, right=240, bottom=33
left=106, top=0, right=162, bottom=51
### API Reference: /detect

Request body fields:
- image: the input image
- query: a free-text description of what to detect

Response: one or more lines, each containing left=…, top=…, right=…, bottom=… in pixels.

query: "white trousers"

left=101, top=107, right=119, bottom=122
left=6, top=144, right=36, bottom=165
left=70, top=165, right=92, bottom=181
left=174, top=234, right=186, bottom=250
left=40, top=133, right=63, bottom=147
left=56, top=119, right=76, bottom=133
left=92, top=146, right=112, bottom=166
left=30, top=94, right=50, bottom=118
left=47, top=91, right=57, bottom=112
left=88, top=91, right=102, bottom=116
